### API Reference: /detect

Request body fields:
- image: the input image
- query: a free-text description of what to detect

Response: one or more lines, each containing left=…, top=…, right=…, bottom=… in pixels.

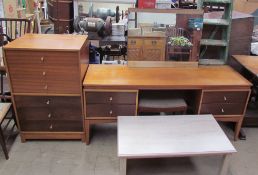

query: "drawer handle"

left=48, top=113, right=52, bottom=118
left=42, top=72, right=46, bottom=76
left=49, top=124, right=53, bottom=130
left=152, top=41, right=157, bottom=45
left=109, top=110, right=113, bottom=115
left=224, top=96, right=227, bottom=101
left=221, top=108, right=225, bottom=113
left=44, top=85, right=48, bottom=90
left=109, top=97, right=113, bottom=101
left=41, top=57, right=44, bottom=62
left=46, top=100, right=50, bottom=105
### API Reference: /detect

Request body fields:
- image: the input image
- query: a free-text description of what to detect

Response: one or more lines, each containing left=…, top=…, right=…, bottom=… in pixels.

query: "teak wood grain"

left=232, top=55, right=258, bottom=76
left=83, top=65, right=251, bottom=90
left=3, top=34, right=87, bottom=51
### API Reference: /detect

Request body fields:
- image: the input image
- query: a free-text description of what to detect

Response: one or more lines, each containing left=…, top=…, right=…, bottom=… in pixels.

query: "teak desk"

left=83, top=65, right=251, bottom=144
left=230, top=55, right=258, bottom=126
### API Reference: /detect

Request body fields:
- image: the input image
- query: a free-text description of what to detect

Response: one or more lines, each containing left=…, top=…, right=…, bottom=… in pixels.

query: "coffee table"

left=118, top=115, right=236, bottom=175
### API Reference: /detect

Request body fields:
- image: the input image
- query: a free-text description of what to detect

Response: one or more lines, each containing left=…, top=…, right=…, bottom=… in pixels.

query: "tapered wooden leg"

left=120, top=158, right=127, bottom=175
left=20, top=134, right=26, bottom=143
left=234, top=119, right=243, bottom=141
left=0, top=128, right=9, bottom=160
left=85, top=120, right=90, bottom=145
left=219, top=155, right=230, bottom=175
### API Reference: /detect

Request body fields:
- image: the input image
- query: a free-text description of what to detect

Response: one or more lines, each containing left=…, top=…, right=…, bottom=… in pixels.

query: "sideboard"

left=3, top=34, right=89, bottom=142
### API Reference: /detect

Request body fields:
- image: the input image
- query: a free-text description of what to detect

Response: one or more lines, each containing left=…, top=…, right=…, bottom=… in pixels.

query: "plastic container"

left=138, top=0, right=156, bottom=9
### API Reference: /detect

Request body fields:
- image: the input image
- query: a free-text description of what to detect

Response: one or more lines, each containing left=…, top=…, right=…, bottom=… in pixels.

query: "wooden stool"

left=138, top=98, right=187, bottom=114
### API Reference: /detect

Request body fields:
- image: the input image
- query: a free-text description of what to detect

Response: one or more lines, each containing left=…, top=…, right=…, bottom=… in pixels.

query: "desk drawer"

left=86, top=104, right=136, bottom=118
left=200, top=103, right=246, bottom=115
left=86, top=92, right=137, bottom=104
left=20, top=120, right=83, bottom=132
left=202, top=91, right=249, bottom=104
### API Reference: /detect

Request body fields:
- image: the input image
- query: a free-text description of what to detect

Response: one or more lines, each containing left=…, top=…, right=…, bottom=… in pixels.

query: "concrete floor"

left=0, top=124, right=258, bottom=175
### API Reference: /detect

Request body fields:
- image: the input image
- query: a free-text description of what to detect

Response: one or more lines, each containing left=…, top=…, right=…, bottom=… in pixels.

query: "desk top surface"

left=118, top=115, right=236, bottom=158
left=83, top=65, right=251, bottom=90
left=233, top=55, right=258, bottom=76
left=4, top=34, right=88, bottom=51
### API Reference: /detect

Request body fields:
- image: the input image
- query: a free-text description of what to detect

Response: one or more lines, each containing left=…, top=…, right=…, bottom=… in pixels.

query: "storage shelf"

left=128, top=8, right=203, bottom=15
left=203, top=19, right=229, bottom=26
left=199, top=59, right=225, bottom=65
left=203, top=0, right=231, bottom=3
left=200, top=39, right=228, bottom=46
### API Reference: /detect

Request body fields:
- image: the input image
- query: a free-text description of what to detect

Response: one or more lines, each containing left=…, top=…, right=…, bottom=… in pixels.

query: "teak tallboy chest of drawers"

left=3, top=34, right=89, bottom=142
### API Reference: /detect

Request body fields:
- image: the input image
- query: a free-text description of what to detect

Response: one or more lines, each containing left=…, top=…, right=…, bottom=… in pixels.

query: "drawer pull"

left=109, top=97, right=113, bottom=101
left=109, top=110, right=113, bottom=115
left=224, top=96, right=227, bottom=101
left=44, top=85, right=48, bottom=90
left=42, top=72, right=46, bottom=76
left=48, top=113, right=52, bottom=118
left=49, top=125, right=53, bottom=130
left=46, top=100, right=50, bottom=105
left=221, top=108, right=225, bottom=113
left=41, top=57, right=44, bottom=62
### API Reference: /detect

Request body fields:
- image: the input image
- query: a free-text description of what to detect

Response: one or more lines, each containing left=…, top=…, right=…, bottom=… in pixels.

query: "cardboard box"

left=3, top=0, right=18, bottom=18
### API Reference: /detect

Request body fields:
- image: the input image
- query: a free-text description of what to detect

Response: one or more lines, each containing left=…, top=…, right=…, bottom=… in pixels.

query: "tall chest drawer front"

left=20, top=120, right=83, bottom=132
left=86, top=92, right=137, bottom=104
left=202, top=91, right=249, bottom=104
left=46, top=52, right=80, bottom=94
left=86, top=104, right=136, bottom=118
left=15, top=96, right=82, bottom=120
left=5, top=51, right=46, bottom=93
left=200, top=103, right=246, bottom=115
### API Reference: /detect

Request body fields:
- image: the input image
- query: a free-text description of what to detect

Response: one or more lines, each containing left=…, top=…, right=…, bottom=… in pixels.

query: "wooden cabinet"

left=127, top=36, right=166, bottom=61
left=47, top=0, right=74, bottom=34
left=3, top=34, right=89, bottom=142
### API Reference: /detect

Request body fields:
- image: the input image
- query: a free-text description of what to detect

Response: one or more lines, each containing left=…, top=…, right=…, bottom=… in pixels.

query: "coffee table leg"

left=219, top=155, right=231, bottom=175
left=120, top=158, right=127, bottom=175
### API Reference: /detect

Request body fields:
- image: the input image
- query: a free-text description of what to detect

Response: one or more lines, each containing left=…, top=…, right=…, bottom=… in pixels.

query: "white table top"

left=118, top=115, right=236, bottom=159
